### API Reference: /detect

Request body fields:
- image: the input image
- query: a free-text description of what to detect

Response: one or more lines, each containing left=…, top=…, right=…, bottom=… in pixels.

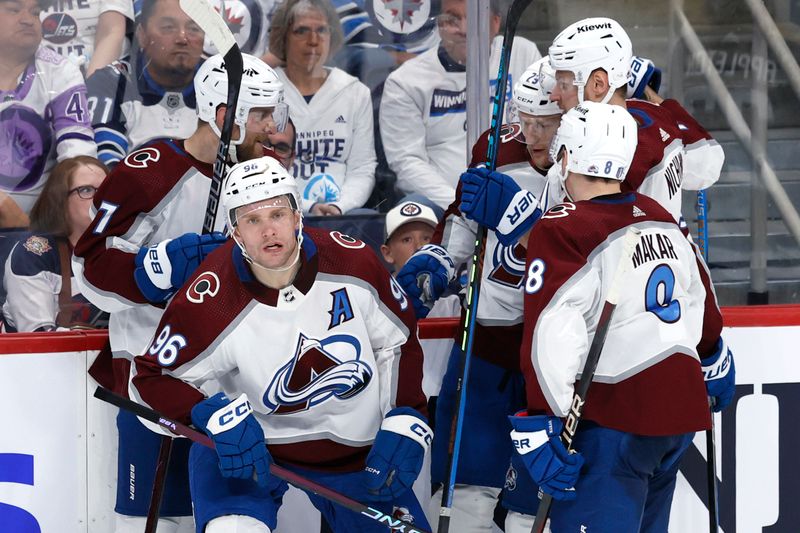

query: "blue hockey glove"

left=509, top=413, right=584, bottom=501
left=396, top=244, right=455, bottom=319
left=191, top=392, right=272, bottom=487
left=459, top=167, right=541, bottom=246
left=701, top=337, right=736, bottom=412
left=134, top=232, right=227, bottom=303
left=627, top=56, right=662, bottom=99
left=363, top=407, right=432, bottom=501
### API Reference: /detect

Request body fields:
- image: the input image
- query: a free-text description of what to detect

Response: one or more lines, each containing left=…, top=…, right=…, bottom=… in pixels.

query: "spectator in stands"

left=269, top=0, right=376, bottom=216
left=264, top=115, right=297, bottom=170
left=379, top=0, right=540, bottom=209
left=0, top=0, right=97, bottom=216
left=3, top=155, right=109, bottom=332
left=87, top=0, right=204, bottom=167
left=39, top=0, right=134, bottom=77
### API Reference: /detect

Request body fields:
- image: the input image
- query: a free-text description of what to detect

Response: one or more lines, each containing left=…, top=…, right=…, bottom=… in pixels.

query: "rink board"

left=0, top=306, right=798, bottom=532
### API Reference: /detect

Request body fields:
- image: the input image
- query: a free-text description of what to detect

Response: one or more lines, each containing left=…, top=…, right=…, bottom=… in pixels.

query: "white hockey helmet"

left=548, top=101, right=637, bottom=182
left=195, top=53, right=287, bottom=144
left=222, top=156, right=301, bottom=230
left=514, top=56, right=561, bottom=116
left=548, top=17, right=632, bottom=104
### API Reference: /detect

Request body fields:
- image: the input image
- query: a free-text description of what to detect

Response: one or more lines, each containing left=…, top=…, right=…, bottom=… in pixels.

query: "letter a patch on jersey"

left=328, top=288, right=354, bottom=329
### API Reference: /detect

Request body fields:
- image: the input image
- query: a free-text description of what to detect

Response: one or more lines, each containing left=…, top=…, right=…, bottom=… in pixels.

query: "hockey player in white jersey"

left=73, top=53, right=286, bottom=533
left=394, top=57, right=561, bottom=533
left=379, top=0, right=541, bottom=209
left=0, top=0, right=97, bottom=215
left=460, top=102, right=735, bottom=533
left=130, top=156, right=432, bottom=533
left=546, top=17, right=724, bottom=223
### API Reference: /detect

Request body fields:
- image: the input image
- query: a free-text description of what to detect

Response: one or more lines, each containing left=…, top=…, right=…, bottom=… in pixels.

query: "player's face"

left=438, top=0, right=468, bottom=64
left=67, top=164, right=106, bottom=239
left=237, top=107, right=281, bottom=161
left=0, top=0, right=42, bottom=57
left=381, top=222, right=435, bottom=271
left=138, top=0, right=204, bottom=78
left=551, top=70, right=580, bottom=111
left=518, top=111, right=561, bottom=169
left=285, top=8, right=331, bottom=75
left=234, top=198, right=301, bottom=270
left=262, top=123, right=295, bottom=170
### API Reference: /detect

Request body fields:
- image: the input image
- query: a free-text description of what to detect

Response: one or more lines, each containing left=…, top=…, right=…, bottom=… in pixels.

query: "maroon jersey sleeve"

left=658, top=99, right=716, bottom=145
left=130, top=241, right=249, bottom=424
left=73, top=141, right=205, bottom=306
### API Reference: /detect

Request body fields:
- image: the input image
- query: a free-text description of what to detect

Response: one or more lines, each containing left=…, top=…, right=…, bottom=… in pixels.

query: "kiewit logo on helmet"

left=576, top=22, right=612, bottom=32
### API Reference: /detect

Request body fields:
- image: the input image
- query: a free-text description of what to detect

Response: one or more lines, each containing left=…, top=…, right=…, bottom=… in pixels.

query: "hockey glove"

left=396, top=244, right=455, bottom=319
left=701, top=337, right=736, bottom=412
left=363, top=407, right=432, bottom=501
left=459, top=167, right=541, bottom=247
left=627, top=56, right=662, bottom=99
left=509, top=413, right=584, bottom=501
left=134, top=232, right=227, bottom=303
left=191, top=393, right=272, bottom=487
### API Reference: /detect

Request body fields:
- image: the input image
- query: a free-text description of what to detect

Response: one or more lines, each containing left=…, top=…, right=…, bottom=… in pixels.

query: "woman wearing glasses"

left=269, top=0, right=376, bottom=216
left=2, top=156, right=109, bottom=332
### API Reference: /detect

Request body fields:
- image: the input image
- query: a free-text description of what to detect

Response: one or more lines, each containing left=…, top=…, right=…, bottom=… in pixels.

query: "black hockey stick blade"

left=93, top=387, right=432, bottom=533
left=179, top=0, right=243, bottom=235
left=437, top=2, right=534, bottom=533
left=530, top=227, right=641, bottom=533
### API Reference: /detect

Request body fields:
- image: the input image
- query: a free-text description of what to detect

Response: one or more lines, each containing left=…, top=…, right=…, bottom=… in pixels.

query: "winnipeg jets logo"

left=262, top=334, right=373, bottom=414
left=377, top=0, right=428, bottom=33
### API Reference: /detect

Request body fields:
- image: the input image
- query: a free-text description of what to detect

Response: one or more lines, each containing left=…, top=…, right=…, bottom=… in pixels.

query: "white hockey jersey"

left=0, top=46, right=96, bottom=213
left=276, top=67, right=377, bottom=214
left=130, top=231, right=427, bottom=471
left=380, top=36, right=541, bottom=209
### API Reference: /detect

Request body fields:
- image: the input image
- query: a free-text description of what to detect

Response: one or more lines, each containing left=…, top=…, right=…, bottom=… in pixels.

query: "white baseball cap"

left=385, top=201, right=439, bottom=242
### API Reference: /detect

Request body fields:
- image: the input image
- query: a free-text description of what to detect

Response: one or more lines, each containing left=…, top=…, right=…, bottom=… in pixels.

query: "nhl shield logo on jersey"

left=22, top=235, right=52, bottom=256
left=262, top=333, right=373, bottom=415
left=187, top=272, right=220, bottom=303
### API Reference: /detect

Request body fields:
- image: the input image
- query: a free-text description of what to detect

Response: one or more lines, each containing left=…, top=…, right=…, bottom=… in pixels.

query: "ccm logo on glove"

left=206, top=395, right=253, bottom=435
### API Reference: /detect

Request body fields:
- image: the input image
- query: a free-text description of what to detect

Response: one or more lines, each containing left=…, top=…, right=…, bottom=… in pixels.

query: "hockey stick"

left=93, top=387, right=432, bottom=533
left=437, top=1, right=533, bottom=532
left=139, top=2, right=242, bottom=529
left=530, top=226, right=641, bottom=533
left=696, top=189, right=719, bottom=532
left=179, top=0, right=243, bottom=235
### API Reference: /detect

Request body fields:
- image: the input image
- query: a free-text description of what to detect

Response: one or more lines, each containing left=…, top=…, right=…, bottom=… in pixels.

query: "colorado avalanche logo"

left=504, top=463, right=518, bottom=491
left=0, top=106, right=51, bottom=191
left=186, top=272, right=220, bottom=303
left=488, top=241, right=526, bottom=288
left=303, top=174, right=341, bottom=204
left=263, top=334, right=373, bottom=415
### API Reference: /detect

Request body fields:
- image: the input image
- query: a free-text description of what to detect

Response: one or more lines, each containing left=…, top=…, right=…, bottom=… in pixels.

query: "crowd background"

left=0, top=0, right=798, bottom=325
